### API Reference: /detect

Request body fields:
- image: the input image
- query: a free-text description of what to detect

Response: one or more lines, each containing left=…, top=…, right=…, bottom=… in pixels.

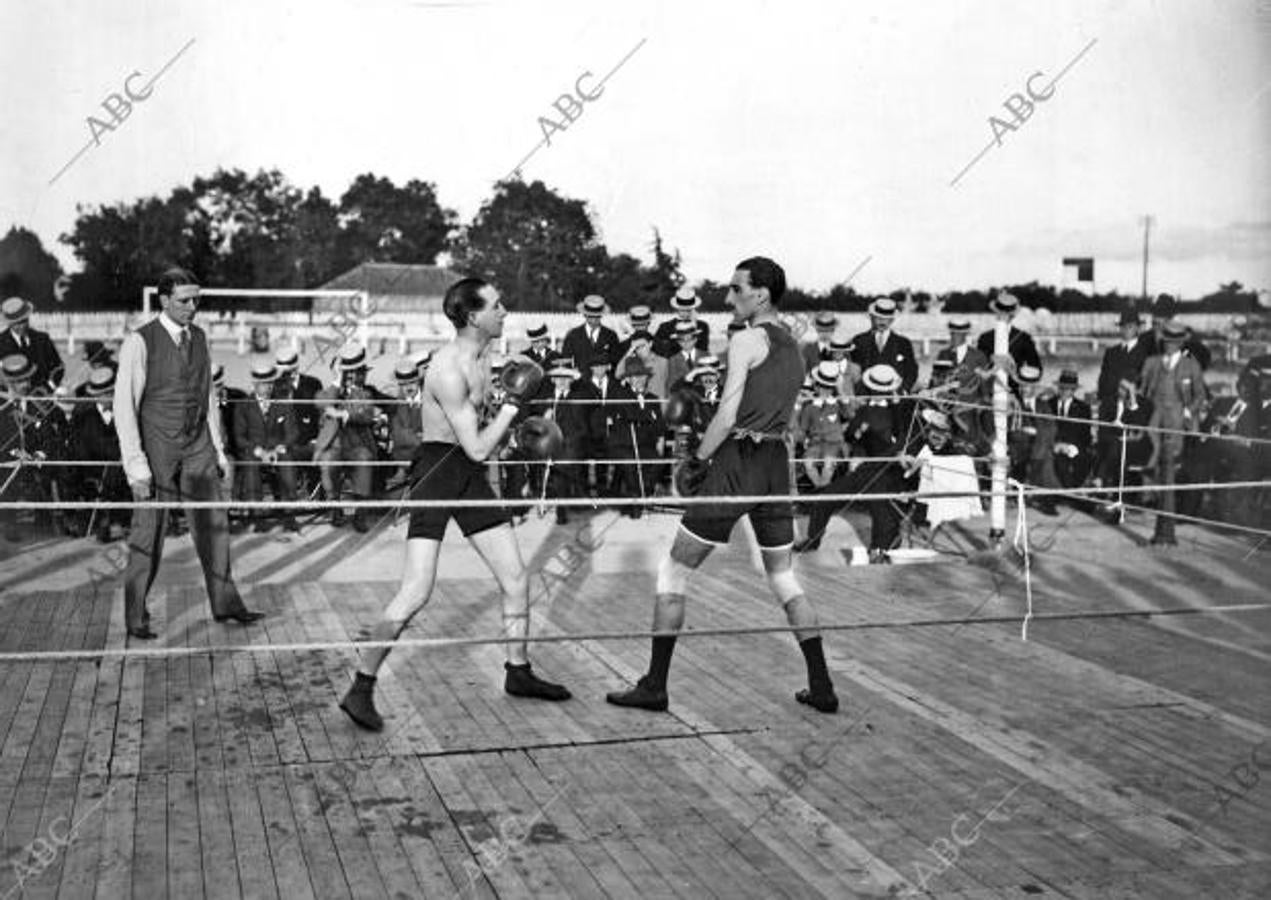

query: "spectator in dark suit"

left=1052, top=369, right=1093, bottom=490
left=62, top=366, right=130, bottom=541
left=610, top=357, right=665, bottom=517
left=274, top=347, right=323, bottom=463
left=685, top=355, right=723, bottom=422
left=578, top=349, right=631, bottom=504
left=849, top=297, right=919, bottom=392
left=1007, top=363, right=1060, bottom=516
left=1097, top=309, right=1150, bottom=423
left=315, top=346, right=383, bottom=532
left=0, top=297, right=64, bottom=390
left=523, top=322, right=555, bottom=368
left=535, top=357, right=588, bottom=525
left=666, top=320, right=705, bottom=390
left=936, top=317, right=989, bottom=386
left=652, top=286, right=710, bottom=358
left=386, top=360, right=424, bottom=490
left=976, top=292, right=1041, bottom=381
left=614, top=305, right=653, bottom=362
left=234, top=363, right=301, bottom=533
left=800, top=311, right=839, bottom=373
left=1094, top=379, right=1154, bottom=522
left=561, top=295, right=620, bottom=372
left=0, top=354, right=68, bottom=541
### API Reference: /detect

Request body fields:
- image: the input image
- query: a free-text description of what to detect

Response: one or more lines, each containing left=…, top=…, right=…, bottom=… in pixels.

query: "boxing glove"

left=664, top=387, right=703, bottom=429
left=500, top=358, right=545, bottom=410
left=674, top=457, right=711, bottom=497
left=517, top=416, right=565, bottom=459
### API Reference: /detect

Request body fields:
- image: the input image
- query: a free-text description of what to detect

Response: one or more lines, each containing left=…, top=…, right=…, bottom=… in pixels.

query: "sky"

left=1, top=0, right=1268, bottom=300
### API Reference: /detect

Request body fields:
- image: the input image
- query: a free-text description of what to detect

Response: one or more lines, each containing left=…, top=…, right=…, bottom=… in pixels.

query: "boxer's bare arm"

left=430, top=360, right=516, bottom=462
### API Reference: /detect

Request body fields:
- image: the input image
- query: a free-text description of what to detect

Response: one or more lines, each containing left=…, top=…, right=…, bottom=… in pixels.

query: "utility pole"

left=1139, top=214, right=1154, bottom=301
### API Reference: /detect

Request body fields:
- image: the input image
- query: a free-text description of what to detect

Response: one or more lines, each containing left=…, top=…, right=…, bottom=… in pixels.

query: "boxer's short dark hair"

left=444, top=277, right=492, bottom=330
left=736, top=257, right=786, bottom=306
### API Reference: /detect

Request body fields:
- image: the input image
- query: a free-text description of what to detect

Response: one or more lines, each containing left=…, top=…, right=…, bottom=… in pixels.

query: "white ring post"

left=990, top=321, right=1009, bottom=541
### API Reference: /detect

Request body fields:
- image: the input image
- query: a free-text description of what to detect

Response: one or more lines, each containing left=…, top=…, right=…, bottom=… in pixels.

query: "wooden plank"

left=362, top=754, right=465, bottom=896
left=130, top=773, right=168, bottom=900
left=253, top=765, right=317, bottom=900
left=326, top=757, right=426, bottom=899
left=306, top=762, right=392, bottom=900
left=91, top=773, right=137, bottom=900
left=280, top=764, right=356, bottom=900
left=193, top=768, right=242, bottom=900
left=55, top=772, right=112, bottom=900
left=222, top=768, right=280, bottom=900
left=166, top=771, right=204, bottom=899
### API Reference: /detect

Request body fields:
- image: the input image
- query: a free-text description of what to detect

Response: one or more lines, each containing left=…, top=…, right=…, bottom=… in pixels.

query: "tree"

left=451, top=180, right=606, bottom=311
left=0, top=227, right=63, bottom=307
left=337, top=174, right=455, bottom=266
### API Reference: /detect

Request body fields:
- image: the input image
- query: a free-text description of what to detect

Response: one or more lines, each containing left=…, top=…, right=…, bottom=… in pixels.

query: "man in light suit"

left=561, top=295, right=620, bottom=372
left=1140, top=321, right=1206, bottom=545
left=848, top=297, right=918, bottom=392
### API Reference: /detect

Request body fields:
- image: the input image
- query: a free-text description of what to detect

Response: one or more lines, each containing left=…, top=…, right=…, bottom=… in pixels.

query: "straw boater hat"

left=947, top=317, right=971, bottom=333
left=84, top=366, right=116, bottom=398
left=673, top=319, right=697, bottom=339
left=813, top=310, right=837, bottom=330
left=274, top=347, right=301, bottom=370
left=1, top=297, right=32, bottom=326
left=1, top=354, right=36, bottom=382
left=811, top=361, right=841, bottom=390
left=1057, top=369, right=1079, bottom=388
left=338, top=345, right=370, bottom=372
left=687, top=355, right=722, bottom=382
left=628, top=305, right=652, bottom=326
left=548, top=356, right=581, bottom=379
left=390, top=359, right=419, bottom=385
left=921, top=408, right=951, bottom=431
left=577, top=295, right=609, bottom=317
left=250, top=362, right=280, bottom=382
left=829, top=336, right=852, bottom=353
left=867, top=297, right=899, bottom=320
left=212, top=364, right=226, bottom=389
left=669, top=285, right=700, bottom=312
left=861, top=363, right=902, bottom=394
left=988, top=292, right=1020, bottom=314
left=931, top=357, right=955, bottom=373
left=526, top=322, right=549, bottom=341
left=1016, top=363, right=1042, bottom=384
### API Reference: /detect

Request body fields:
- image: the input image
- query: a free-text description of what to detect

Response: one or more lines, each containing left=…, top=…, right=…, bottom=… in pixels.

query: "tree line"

left=0, top=169, right=1263, bottom=316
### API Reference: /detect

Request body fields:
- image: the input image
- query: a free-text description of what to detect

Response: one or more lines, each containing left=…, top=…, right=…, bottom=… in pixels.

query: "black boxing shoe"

left=605, top=676, right=669, bottom=712
left=339, top=672, right=384, bottom=731
left=504, top=663, right=571, bottom=701
left=796, top=687, right=839, bottom=714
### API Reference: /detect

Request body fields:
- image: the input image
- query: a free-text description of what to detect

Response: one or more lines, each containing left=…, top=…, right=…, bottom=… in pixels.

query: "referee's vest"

left=734, top=321, right=803, bottom=435
left=137, top=318, right=211, bottom=450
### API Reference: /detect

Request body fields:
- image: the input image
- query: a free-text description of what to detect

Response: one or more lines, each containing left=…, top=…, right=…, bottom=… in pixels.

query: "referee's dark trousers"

left=123, top=323, right=249, bottom=631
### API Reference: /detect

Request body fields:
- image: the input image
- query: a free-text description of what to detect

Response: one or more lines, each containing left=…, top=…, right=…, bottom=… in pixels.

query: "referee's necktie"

left=178, top=329, right=191, bottom=365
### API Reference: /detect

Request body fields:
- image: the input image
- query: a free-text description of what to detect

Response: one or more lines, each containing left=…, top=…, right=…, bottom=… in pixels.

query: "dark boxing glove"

left=517, top=416, right=565, bottom=459
left=500, top=357, right=545, bottom=410
left=674, top=456, right=711, bottom=498
left=664, top=387, right=703, bottom=429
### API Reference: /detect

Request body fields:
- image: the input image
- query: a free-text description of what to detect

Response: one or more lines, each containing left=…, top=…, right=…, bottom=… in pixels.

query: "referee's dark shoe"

left=605, top=676, right=669, bottom=712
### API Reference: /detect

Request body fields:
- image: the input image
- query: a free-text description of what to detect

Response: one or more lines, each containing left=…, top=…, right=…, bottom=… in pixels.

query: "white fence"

left=28, top=309, right=1263, bottom=361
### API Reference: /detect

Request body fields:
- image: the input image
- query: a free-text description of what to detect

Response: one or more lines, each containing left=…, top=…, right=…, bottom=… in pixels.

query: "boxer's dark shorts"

left=680, top=438, right=794, bottom=548
left=406, top=442, right=511, bottom=540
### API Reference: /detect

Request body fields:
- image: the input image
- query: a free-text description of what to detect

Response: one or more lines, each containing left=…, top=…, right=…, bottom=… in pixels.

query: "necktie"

left=637, top=393, right=645, bottom=411
left=178, top=329, right=191, bottom=364
left=876, top=333, right=886, bottom=353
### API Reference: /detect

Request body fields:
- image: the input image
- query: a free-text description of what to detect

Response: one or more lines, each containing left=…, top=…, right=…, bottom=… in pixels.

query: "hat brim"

left=670, top=298, right=702, bottom=311
left=549, top=368, right=581, bottom=379
left=867, top=304, right=898, bottom=319
left=2, top=363, right=37, bottom=382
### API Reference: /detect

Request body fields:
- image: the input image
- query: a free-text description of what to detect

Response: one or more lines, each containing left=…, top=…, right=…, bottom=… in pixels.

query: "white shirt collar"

left=157, top=312, right=188, bottom=345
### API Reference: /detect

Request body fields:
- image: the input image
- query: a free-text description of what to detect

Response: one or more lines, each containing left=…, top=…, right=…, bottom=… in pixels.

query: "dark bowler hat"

left=1, top=353, right=36, bottom=381
left=1057, top=369, right=1079, bottom=387
left=589, top=349, right=612, bottom=368
left=948, top=317, right=971, bottom=333
left=1152, top=294, right=1178, bottom=318
left=84, top=366, right=116, bottom=397
left=1118, top=309, right=1142, bottom=327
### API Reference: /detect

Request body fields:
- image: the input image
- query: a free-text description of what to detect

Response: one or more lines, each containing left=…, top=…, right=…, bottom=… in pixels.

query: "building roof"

left=320, top=262, right=460, bottom=297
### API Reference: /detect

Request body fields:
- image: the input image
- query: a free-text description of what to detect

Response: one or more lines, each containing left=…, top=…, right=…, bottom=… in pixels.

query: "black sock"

left=646, top=636, right=677, bottom=691
left=799, top=637, right=832, bottom=695
left=354, top=671, right=377, bottom=688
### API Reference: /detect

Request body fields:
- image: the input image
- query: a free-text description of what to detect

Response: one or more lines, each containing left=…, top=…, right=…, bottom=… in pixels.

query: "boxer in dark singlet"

left=339, top=277, right=571, bottom=732
left=606, top=257, right=839, bottom=714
